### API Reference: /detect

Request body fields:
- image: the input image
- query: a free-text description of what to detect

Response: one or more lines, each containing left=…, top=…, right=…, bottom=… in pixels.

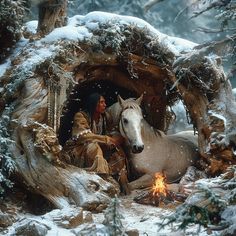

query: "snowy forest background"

left=1, top=0, right=235, bottom=85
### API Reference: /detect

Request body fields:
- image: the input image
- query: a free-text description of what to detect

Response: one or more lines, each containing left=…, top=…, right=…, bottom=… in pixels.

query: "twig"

left=144, top=0, right=165, bottom=12
left=194, top=33, right=236, bottom=50
left=190, top=33, right=236, bottom=59
left=194, top=26, right=236, bottom=34
left=190, top=0, right=232, bottom=19
left=174, top=6, right=188, bottom=23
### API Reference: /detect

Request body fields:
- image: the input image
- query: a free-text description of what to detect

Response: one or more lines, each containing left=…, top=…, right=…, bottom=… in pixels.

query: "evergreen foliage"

left=103, top=196, right=126, bottom=236
left=0, top=105, right=16, bottom=197
left=0, top=0, right=27, bottom=62
left=158, top=166, right=236, bottom=235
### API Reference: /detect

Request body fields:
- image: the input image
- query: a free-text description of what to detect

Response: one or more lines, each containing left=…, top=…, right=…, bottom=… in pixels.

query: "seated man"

left=63, top=93, right=130, bottom=194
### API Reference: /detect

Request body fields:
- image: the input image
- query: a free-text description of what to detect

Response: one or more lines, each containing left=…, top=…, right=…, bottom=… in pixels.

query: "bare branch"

left=194, top=27, right=224, bottom=34
left=190, top=0, right=232, bottom=19
left=193, top=33, right=236, bottom=56
left=144, top=0, right=165, bottom=12
left=173, top=6, right=188, bottom=22
left=194, top=26, right=236, bottom=34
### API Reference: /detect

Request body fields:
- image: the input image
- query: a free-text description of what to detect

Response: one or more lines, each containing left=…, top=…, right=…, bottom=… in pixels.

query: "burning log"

left=133, top=173, right=187, bottom=207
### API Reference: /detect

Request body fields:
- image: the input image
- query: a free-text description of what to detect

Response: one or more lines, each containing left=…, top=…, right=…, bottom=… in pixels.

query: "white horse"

left=107, top=95, right=199, bottom=190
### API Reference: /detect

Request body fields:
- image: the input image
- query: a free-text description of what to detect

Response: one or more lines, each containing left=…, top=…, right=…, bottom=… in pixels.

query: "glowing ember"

left=152, top=173, right=168, bottom=197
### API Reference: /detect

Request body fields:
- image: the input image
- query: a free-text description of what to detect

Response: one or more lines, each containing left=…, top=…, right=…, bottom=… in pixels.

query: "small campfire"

left=134, top=173, right=187, bottom=207
left=152, top=172, right=168, bottom=198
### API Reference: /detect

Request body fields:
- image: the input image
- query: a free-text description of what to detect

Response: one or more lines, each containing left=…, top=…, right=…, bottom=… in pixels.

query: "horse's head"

left=118, top=95, right=144, bottom=154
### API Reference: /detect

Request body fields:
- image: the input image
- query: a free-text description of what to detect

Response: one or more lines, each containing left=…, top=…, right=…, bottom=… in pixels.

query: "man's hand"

left=107, top=135, right=124, bottom=152
left=109, top=135, right=125, bottom=146
left=107, top=137, right=117, bottom=149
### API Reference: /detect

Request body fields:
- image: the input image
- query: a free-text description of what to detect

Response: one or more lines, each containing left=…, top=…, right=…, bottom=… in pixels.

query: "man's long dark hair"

left=85, top=92, right=106, bottom=134
left=86, top=93, right=101, bottom=117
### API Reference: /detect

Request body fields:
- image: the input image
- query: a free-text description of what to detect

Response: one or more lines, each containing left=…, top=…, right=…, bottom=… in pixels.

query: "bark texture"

left=37, top=0, right=67, bottom=35
left=8, top=77, right=118, bottom=210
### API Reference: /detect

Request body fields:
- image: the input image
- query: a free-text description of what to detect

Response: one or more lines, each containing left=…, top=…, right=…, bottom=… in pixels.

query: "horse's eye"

left=123, top=118, right=128, bottom=124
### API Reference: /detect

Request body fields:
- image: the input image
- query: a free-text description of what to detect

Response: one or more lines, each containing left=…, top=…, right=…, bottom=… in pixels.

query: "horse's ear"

left=136, top=94, right=143, bottom=106
left=117, top=95, right=125, bottom=107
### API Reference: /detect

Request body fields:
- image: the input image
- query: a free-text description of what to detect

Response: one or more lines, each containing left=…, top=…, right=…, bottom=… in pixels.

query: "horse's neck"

left=141, top=119, right=164, bottom=143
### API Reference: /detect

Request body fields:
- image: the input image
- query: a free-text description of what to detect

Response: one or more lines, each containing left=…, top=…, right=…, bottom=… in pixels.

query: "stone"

left=44, top=206, right=84, bottom=229
left=125, top=229, right=139, bottom=236
left=83, top=211, right=93, bottom=223
left=14, top=219, right=49, bottom=236
left=0, top=211, right=14, bottom=227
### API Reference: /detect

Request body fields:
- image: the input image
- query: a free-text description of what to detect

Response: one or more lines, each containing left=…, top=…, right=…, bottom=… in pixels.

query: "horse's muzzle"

left=132, top=144, right=144, bottom=153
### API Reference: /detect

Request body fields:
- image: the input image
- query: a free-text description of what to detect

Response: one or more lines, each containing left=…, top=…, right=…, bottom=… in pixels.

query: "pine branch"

left=103, top=196, right=125, bottom=236
left=158, top=166, right=236, bottom=234
left=0, top=104, right=16, bottom=196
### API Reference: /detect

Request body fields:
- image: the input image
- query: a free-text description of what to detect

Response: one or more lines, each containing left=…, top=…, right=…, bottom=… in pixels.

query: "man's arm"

left=105, top=110, right=125, bottom=146
left=72, top=111, right=116, bottom=146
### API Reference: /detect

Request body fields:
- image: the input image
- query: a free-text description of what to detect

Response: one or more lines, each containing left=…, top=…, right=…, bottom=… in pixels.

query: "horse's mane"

left=153, top=128, right=164, bottom=137
left=121, top=99, right=142, bottom=112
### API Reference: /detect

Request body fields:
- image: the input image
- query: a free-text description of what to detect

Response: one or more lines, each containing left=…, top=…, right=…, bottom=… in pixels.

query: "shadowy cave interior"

left=57, top=61, right=178, bottom=146
left=58, top=80, right=138, bottom=145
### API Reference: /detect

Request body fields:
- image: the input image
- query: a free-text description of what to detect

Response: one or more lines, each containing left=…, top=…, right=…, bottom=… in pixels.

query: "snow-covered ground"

left=3, top=189, right=209, bottom=236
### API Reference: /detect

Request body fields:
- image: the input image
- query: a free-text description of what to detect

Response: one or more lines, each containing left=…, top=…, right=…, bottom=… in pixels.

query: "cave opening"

left=58, top=79, right=137, bottom=145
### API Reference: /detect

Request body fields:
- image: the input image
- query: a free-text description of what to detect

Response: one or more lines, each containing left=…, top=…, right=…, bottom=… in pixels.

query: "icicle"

left=47, top=79, right=52, bottom=127
left=54, top=86, right=57, bottom=132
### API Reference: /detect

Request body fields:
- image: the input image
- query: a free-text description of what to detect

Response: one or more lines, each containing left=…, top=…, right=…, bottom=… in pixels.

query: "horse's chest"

left=131, top=149, right=164, bottom=174
left=131, top=155, right=146, bottom=174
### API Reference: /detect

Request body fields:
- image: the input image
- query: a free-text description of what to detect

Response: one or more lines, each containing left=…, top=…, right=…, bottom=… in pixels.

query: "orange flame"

left=152, top=173, right=167, bottom=197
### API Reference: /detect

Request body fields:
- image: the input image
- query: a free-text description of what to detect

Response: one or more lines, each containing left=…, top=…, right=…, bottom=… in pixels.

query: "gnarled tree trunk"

left=172, top=54, right=236, bottom=175
left=9, top=77, right=118, bottom=210
left=37, top=0, right=67, bottom=36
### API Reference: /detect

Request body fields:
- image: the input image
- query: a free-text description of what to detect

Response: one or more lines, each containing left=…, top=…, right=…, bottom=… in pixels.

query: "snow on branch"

left=190, top=0, right=232, bottom=19
left=193, top=33, right=236, bottom=57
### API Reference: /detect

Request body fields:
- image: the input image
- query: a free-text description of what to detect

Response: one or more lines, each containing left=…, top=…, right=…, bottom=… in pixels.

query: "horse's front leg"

left=128, top=174, right=153, bottom=190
